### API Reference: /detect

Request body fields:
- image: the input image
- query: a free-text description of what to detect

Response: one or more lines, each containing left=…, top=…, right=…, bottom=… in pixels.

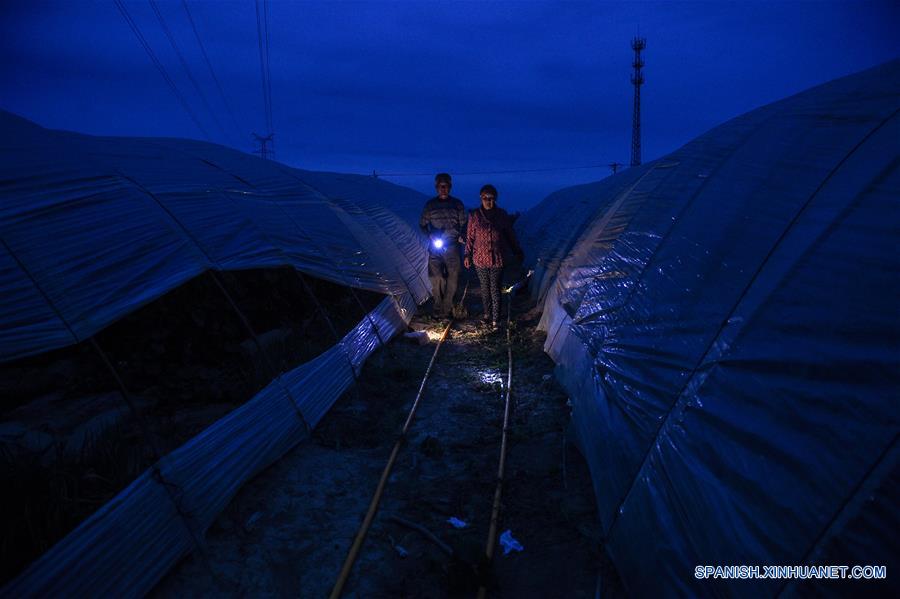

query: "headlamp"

left=432, top=238, right=444, bottom=249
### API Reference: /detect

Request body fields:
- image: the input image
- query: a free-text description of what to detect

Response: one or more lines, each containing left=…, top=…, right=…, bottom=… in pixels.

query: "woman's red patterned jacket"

left=464, top=206, right=522, bottom=268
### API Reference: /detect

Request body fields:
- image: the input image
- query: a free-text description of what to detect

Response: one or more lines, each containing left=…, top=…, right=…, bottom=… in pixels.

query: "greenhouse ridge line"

left=373, top=163, right=616, bottom=177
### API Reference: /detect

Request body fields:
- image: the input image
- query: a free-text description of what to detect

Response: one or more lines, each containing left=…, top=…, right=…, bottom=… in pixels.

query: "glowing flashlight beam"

left=503, top=269, right=534, bottom=294
left=433, top=238, right=444, bottom=249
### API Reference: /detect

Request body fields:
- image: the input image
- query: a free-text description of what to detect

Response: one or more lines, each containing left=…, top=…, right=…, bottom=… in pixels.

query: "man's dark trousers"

left=428, top=245, right=461, bottom=316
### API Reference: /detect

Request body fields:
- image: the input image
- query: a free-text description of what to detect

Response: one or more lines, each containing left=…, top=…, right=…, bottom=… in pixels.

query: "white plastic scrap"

left=447, top=517, right=468, bottom=529
left=499, top=530, right=524, bottom=555
left=388, top=535, right=408, bottom=558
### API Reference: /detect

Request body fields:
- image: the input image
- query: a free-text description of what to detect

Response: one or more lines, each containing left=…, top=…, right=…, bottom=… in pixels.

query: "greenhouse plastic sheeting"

left=0, top=111, right=430, bottom=363
left=3, top=292, right=416, bottom=597
left=0, top=111, right=432, bottom=595
left=524, top=60, right=900, bottom=596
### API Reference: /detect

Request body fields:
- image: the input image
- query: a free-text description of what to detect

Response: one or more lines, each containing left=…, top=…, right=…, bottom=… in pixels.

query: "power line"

left=113, top=0, right=211, bottom=140
left=180, top=0, right=246, bottom=145
left=254, top=0, right=266, bottom=125
left=254, top=0, right=274, bottom=154
left=264, top=0, right=273, bottom=135
left=148, top=0, right=230, bottom=144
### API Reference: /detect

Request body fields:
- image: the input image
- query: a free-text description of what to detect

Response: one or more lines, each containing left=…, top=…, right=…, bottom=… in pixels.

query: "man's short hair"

left=480, top=184, right=498, bottom=198
left=435, top=173, right=452, bottom=185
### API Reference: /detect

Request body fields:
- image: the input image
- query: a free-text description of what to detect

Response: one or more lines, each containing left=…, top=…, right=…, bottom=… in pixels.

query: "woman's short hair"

left=479, top=184, right=498, bottom=199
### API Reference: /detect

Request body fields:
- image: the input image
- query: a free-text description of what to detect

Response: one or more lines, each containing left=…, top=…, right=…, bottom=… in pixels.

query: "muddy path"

left=154, top=285, right=621, bottom=598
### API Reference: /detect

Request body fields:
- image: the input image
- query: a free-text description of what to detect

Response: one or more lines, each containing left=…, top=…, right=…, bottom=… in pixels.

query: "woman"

left=463, top=184, right=524, bottom=329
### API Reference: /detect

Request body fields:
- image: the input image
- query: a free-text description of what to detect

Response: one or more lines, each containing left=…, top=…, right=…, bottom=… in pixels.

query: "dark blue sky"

left=2, top=1, right=898, bottom=211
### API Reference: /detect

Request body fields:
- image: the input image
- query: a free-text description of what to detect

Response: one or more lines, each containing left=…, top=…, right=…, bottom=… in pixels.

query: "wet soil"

left=154, top=285, right=623, bottom=598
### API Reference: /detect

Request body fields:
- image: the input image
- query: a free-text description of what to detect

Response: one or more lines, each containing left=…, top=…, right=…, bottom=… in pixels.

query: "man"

left=419, top=173, right=467, bottom=318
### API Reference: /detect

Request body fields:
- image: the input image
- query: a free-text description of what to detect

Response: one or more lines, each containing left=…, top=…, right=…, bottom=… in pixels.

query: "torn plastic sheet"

left=499, top=530, right=524, bottom=555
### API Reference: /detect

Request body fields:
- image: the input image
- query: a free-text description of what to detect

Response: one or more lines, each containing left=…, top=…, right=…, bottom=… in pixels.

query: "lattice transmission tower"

left=253, top=132, right=274, bottom=160
left=630, top=36, right=646, bottom=167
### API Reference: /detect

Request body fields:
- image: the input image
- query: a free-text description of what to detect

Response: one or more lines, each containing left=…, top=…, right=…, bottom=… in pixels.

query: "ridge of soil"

left=154, top=286, right=623, bottom=598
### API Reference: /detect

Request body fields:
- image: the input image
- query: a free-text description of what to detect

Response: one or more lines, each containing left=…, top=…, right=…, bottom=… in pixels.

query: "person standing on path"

left=419, top=173, right=467, bottom=318
left=464, top=184, right=523, bottom=329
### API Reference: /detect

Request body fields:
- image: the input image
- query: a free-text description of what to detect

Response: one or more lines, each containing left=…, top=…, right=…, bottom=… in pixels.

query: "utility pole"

left=253, top=132, right=274, bottom=160
left=630, top=36, right=646, bottom=167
